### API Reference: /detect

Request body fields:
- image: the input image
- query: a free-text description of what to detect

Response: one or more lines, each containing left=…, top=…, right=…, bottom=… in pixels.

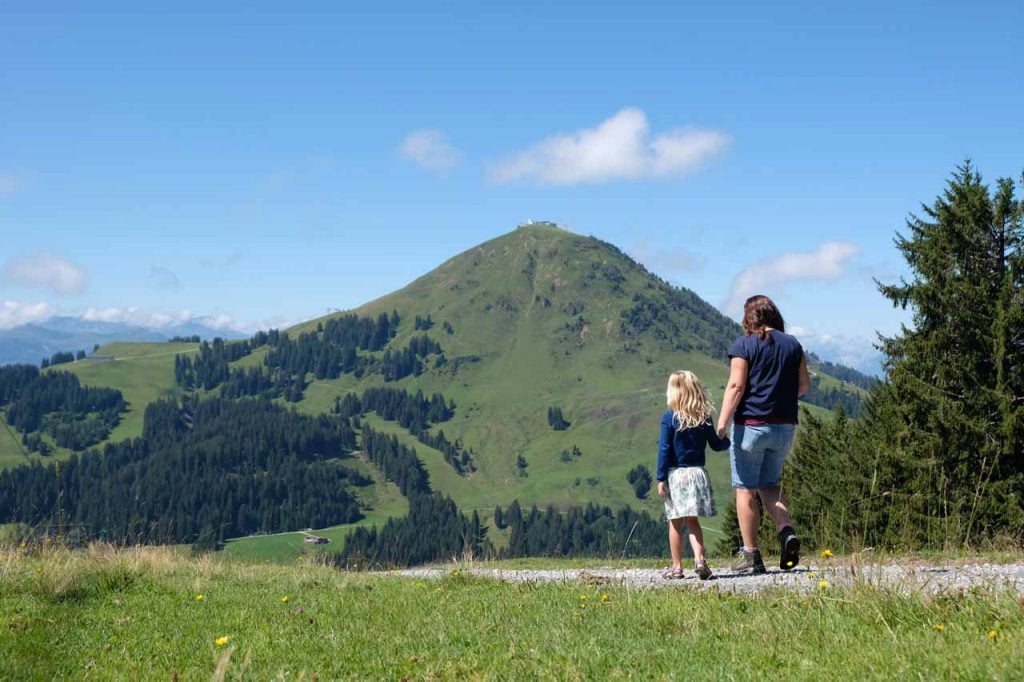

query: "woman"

left=716, top=295, right=810, bottom=574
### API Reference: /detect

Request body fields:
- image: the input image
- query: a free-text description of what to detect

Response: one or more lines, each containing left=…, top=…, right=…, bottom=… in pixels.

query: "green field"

left=223, top=513, right=400, bottom=563
left=59, top=341, right=199, bottom=443
left=2, top=546, right=1021, bottom=679
left=0, top=342, right=200, bottom=471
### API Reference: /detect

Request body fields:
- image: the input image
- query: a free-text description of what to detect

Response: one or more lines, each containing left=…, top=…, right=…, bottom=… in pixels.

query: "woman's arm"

left=706, top=423, right=731, bottom=451
left=717, top=357, right=748, bottom=438
left=798, top=355, right=811, bottom=397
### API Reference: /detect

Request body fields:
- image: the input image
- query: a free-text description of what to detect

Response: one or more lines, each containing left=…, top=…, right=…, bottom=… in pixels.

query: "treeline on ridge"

left=40, top=349, right=88, bottom=368
left=173, top=313, right=445, bottom=403
left=0, top=364, right=125, bottom=452
left=495, top=500, right=665, bottom=558
left=0, top=397, right=365, bottom=546
left=333, top=424, right=489, bottom=567
left=799, top=377, right=864, bottom=417
left=334, top=387, right=476, bottom=475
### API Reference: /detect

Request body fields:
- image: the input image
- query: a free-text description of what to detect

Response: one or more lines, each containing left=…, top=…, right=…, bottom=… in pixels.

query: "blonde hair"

left=666, top=370, right=715, bottom=430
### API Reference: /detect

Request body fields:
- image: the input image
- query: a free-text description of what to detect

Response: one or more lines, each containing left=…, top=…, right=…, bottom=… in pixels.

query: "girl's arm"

left=717, top=357, right=748, bottom=438
left=656, top=413, right=673, bottom=483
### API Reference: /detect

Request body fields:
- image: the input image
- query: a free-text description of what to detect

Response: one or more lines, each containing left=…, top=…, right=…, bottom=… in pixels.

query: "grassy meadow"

left=2, top=545, right=1022, bottom=680
left=0, top=342, right=199, bottom=470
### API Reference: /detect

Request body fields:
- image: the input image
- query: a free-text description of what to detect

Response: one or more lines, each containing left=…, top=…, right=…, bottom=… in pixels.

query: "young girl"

left=657, top=370, right=730, bottom=580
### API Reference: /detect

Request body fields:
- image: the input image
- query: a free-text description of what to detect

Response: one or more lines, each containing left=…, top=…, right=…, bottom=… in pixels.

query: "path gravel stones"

left=398, top=560, right=1024, bottom=595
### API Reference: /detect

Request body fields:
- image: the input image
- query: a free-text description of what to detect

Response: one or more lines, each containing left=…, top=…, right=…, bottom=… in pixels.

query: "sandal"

left=694, top=562, right=713, bottom=581
left=661, top=566, right=684, bottom=579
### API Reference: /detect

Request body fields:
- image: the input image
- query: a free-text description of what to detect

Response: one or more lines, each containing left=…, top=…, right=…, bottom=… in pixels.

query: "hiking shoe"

left=694, top=562, right=713, bottom=581
left=661, top=566, right=684, bottom=580
left=730, top=548, right=766, bottom=575
left=779, top=528, right=801, bottom=571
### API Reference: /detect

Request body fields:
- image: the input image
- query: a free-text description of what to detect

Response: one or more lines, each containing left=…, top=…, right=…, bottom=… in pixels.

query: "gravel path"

left=398, top=560, right=1024, bottom=595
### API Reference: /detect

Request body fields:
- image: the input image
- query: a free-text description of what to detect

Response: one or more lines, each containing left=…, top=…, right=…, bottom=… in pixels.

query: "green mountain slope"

left=281, top=223, right=844, bottom=524
left=3, top=224, right=865, bottom=543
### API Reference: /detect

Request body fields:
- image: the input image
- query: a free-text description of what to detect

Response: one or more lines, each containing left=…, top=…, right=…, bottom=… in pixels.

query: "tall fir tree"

left=787, top=163, right=1024, bottom=550
left=874, top=162, right=1023, bottom=543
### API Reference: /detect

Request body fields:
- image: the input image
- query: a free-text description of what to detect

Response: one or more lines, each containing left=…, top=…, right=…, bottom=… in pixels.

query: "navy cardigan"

left=656, top=411, right=730, bottom=481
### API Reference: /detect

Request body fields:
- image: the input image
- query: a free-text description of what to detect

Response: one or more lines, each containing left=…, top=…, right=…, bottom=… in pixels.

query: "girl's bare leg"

left=685, top=517, right=705, bottom=564
left=668, top=518, right=685, bottom=569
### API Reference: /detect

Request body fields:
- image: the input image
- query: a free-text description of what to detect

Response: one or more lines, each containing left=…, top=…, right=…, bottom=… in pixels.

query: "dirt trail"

left=397, top=561, right=1024, bottom=595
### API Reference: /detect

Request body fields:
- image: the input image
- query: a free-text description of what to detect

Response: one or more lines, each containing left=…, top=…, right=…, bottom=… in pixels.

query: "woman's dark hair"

left=742, top=295, right=785, bottom=340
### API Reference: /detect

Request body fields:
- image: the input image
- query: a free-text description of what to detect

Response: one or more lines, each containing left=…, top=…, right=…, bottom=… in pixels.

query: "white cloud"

left=77, top=306, right=269, bottom=335
left=82, top=306, right=196, bottom=328
left=0, top=173, right=20, bottom=197
left=722, top=242, right=861, bottom=315
left=489, top=107, right=730, bottom=185
left=0, top=299, right=280, bottom=335
left=148, top=266, right=182, bottom=291
left=2, top=252, right=88, bottom=294
left=0, top=300, right=58, bottom=329
left=399, top=129, right=462, bottom=172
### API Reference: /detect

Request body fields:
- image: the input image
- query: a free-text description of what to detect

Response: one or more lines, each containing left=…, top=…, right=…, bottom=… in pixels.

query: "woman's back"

left=728, top=329, right=803, bottom=422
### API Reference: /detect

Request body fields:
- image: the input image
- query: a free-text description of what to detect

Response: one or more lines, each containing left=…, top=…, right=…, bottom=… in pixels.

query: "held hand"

left=657, top=481, right=668, bottom=497
left=716, top=423, right=728, bottom=440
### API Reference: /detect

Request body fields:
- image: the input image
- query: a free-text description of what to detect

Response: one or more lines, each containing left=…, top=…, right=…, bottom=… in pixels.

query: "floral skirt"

left=663, top=466, right=716, bottom=519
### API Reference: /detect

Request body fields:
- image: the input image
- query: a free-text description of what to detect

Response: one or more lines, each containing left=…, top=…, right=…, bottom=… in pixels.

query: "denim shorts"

left=730, top=423, right=797, bottom=489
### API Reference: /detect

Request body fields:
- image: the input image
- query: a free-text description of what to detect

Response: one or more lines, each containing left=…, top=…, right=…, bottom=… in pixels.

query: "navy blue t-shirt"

left=727, top=330, right=803, bottom=423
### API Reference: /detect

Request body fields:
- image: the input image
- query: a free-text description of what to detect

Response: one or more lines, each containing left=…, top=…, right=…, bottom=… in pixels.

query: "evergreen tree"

left=786, top=164, right=1024, bottom=550
left=626, top=465, right=652, bottom=499
left=874, top=162, right=1024, bottom=544
left=547, top=406, right=571, bottom=430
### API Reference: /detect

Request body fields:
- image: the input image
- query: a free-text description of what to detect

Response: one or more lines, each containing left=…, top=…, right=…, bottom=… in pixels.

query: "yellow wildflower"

left=601, top=594, right=610, bottom=603
left=988, top=630, right=998, bottom=640
left=280, top=595, right=289, bottom=603
left=578, top=595, right=587, bottom=602
left=215, top=636, right=230, bottom=647
left=195, top=594, right=205, bottom=601
left=818, top=580, right=828, bottom=588
left=807, top=572, right=815, bottom=579
left=933, top=623, right=944, bottom=632
left=820, top=549, right=833, bottom=558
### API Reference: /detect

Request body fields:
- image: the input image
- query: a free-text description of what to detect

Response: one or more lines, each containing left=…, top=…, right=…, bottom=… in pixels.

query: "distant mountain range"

left=0, top=316, right=246, bottom=366
left=803, top=338, right=884, bottom=378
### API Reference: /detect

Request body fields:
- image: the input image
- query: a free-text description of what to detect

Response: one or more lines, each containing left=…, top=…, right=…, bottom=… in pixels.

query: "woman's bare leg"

left=736, top=487, right=761, bottom=550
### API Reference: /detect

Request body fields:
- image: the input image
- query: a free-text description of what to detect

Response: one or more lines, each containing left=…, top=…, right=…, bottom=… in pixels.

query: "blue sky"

left=2, top=1, right=1022, bottom=369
